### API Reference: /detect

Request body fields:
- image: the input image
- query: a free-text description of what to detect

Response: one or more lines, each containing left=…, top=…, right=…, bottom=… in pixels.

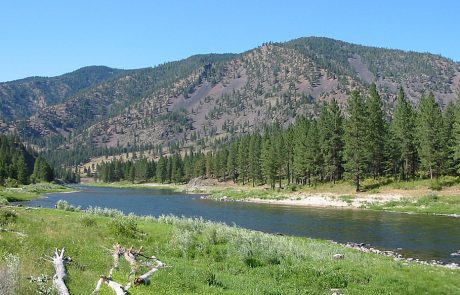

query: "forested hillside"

left=0, top=134, right=54, bottom=185
left=0, top=66, right=125, bottom=122
left=96, top=85, right=460, bottom=190
left=1, top=37, right=459, bottom=171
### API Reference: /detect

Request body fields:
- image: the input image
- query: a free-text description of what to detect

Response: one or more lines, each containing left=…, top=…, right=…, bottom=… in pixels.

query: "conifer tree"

left=248, top=134, right=262, bottom=186
left=365, top=84, right=387, bottom=178
left=343, top=90, right=368, bottom=191
left=441, top=102, right=456, bottom=175
left=227, top=142, right=239, bottom=182
left=261, top=134, right=276, bottom=189
left=318, top=99, right=344, bottom=183
left=293, top=117, right=309, bottom=184
left=238, top=137, right=250, bottom=185
left=305, top=120, right=322, bottom=185
left=391, top=87, right=417, bottom=180
left=417, top=92, right=443, bottom=179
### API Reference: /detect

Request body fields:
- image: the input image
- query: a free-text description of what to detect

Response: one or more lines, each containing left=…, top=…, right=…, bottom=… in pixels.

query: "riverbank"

left=87, top=177, right=460, bottom=216
left=0, top=183, right=73, bottom=204
left=0, top=206, right=459, bottom=294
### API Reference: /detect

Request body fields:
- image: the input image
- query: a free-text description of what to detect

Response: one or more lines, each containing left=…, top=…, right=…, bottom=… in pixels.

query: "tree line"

left=0, top=134, right=54, bottom=185
left=96, top=84, right=460, bottom=191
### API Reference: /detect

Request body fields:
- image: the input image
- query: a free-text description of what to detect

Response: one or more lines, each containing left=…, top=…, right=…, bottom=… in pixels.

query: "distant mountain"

left=0, top=66, right=126, bottom=121
left=1, top=37, right=459, bottom=166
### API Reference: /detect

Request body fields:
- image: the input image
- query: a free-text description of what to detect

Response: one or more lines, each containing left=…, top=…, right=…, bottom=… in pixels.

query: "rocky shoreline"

left=336, top=242, right=460, bottom=270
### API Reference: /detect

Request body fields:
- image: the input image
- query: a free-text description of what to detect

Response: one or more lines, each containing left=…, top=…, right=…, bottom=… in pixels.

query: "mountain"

left=0, top=66, right=126, bottom=122
left=1, top=37, right=459, bottom=166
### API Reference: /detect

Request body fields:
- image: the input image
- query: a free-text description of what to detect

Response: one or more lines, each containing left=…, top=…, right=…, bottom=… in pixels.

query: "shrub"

left=55, top=200, right=81, bottom=212
left=0, top=254, right=20, bottom=295
left=0, top=198, right=9, bottom=206
left=108, top=216, right=140, bottom=238
left=204, top=271, right=224, bottom=288
left=85, top=206, right=124, bottom=217
left=0, top=210, right=17, bottom=226
left=429, top=181, right=442, bottom=191
left=79, top=215, right=97, bottom=227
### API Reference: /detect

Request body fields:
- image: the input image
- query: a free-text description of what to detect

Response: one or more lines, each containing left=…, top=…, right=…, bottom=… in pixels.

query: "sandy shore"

left=240, top=192, right=405, bottom=209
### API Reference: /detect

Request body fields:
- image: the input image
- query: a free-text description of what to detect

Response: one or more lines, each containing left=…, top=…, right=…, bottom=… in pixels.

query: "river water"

left=23, top=185, right=460, bottom=263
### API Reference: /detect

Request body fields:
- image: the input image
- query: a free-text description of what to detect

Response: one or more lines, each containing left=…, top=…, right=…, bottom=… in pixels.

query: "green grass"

left=0, top=207, right=459, bottom=294
left=367, top=194, right=460, bottom=215
left=209, top=187, right=288, bottom=200
left=0, top=183, right=72, bottom=204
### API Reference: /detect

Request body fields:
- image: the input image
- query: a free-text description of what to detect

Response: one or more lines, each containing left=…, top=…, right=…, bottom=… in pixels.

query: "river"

left=23, top=185, right=460, bottom=264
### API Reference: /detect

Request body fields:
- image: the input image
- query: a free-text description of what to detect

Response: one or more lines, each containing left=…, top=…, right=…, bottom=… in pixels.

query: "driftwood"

left=112, top=244, right=124, bottom=269
left=92, top=268, right=131, bottom=295
left=134, top=256, right=168, bottom=285
left=94, top=244, right=169, bottom=294
left=48, top=248, right=70, bottom=295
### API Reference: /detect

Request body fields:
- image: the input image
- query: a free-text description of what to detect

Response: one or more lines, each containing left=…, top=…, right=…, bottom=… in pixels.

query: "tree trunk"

left=51, top=248, right=70, bottom=295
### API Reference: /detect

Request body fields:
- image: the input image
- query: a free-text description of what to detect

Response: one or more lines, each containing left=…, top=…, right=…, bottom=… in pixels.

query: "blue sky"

left=1, top=0, right=459, bottom=82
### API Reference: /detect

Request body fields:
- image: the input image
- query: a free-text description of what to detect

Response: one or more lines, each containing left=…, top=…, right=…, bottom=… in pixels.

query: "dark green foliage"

left=417, top=92, right=444, bottom=179
left=365, top=84, right=387, bottom=178
left=108, top=216, right=140, bottom=238
left=391, top=87, right=418, bottom=180
left=343, top=91, right=368, bottom=191
left=96, top=84, right=460, bottom=189
left=319, top=99, right=344, bottom=183
left=0, top=209, right=17, bottom=226
left=0, top=134, right=52, bottom=185
left=32, top=156, right=54, bottom=183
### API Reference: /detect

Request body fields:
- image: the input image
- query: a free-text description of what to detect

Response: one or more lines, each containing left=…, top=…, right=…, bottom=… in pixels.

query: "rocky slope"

left=1, top=37, right=459, bottom=163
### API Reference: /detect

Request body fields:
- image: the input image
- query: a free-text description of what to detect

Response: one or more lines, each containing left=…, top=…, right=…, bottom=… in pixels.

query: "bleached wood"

left=51, top=248, right=70, bottom=295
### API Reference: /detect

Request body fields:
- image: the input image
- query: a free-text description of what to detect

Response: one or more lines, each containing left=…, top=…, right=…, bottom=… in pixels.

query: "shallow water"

left=24, top=185, right=460, bottom=263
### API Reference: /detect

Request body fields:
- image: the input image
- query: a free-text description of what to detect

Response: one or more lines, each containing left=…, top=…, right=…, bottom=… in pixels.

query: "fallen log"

left=134, top=256, right=168, bottom=286
left=113, top=244, right=124, bottom=269
left=50, top=248, right=70, bottom=295
left=92, top=268, right=132, bottom=295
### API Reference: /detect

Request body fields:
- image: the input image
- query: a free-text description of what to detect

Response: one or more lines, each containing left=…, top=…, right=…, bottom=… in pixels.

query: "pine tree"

left=238, top=137, right=250, bottom=185
left=441, top=102, right=456, bottom=175
left=391, top=87, right=417, bottom=180
left=156, top=156, right=167, bottom=183
left=343, top=90, right=368, bottom=191
left=365, top=84, right=387, bottom=178
left=293, top=117, right=309, bottom=184
left=248, top=134, right=262, bottom=187
left=417, top=92, right=443, bottom=179
left=318, top=99, right=344, bottom=183
left=304, top=120, right=322, bottom=185
left=261, top=134, right=276, bottom=189
left=16, top=153, right=29, bottom=184
left=226, top=142, right=239, bottom=182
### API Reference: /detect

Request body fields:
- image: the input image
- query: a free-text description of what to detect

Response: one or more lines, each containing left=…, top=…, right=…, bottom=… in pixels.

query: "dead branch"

left=134, top=257, right=168, bottom=286
left=51, top=248, right=70, bottom=295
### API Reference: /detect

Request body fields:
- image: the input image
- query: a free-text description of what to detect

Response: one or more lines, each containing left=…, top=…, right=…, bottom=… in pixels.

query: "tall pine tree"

left=344, top=90, right=368, bottom=191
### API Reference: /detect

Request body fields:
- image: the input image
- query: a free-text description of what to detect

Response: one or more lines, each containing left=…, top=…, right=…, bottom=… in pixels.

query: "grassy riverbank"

left=0, top=206, right=459, bottom=294
left=0, top=183, right=73, bottom=204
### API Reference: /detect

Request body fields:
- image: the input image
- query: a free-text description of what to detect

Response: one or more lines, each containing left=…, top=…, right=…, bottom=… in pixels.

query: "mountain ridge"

left=1, top=37, right=459, bottom=166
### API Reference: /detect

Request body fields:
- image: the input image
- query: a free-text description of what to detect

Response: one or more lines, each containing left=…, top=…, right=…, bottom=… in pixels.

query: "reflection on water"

left=24, top=185, right=460, bottom=263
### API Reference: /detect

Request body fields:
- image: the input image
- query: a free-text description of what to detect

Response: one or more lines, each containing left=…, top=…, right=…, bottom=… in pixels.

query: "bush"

left=108, top=216, right=140, bottom=238
left=0, top=254, right=20, bottom=295
left=56, top=200, right=81, bottom=212
left=79, top=215, right=97, bottom=227
left=4, top=179, right=18, bottom=188
left=429, top=181, right=442, bottom=191
left=85, top=206, right=124, bottom=217
left=0, top=198, right=9, bottom=206
left=0, top=210, right=17, bottom=226
left=288, top=184, right=298, bottom=192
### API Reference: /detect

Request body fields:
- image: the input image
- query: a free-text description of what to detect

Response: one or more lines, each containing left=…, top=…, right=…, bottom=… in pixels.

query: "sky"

left=1, top=0, right=459, bottom=82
